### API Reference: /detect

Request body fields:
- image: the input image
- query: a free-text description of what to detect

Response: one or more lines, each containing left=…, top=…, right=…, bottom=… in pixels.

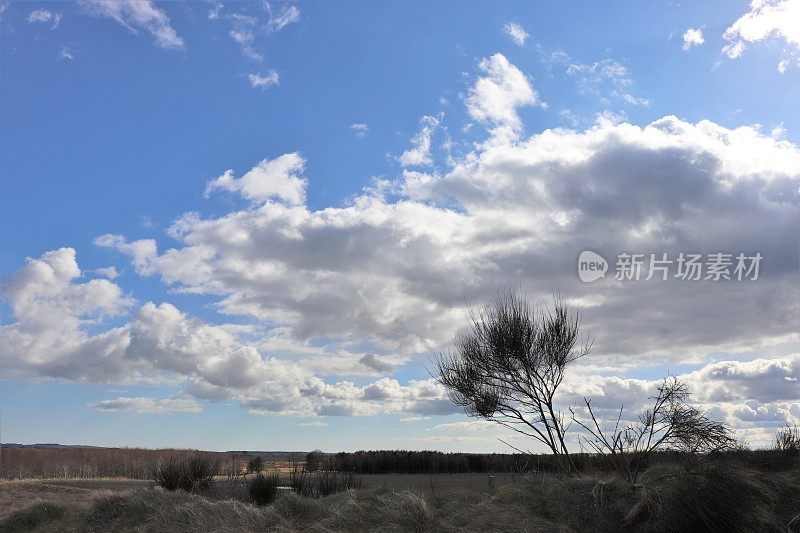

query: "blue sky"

left=1, top=1, right=798, bottom=452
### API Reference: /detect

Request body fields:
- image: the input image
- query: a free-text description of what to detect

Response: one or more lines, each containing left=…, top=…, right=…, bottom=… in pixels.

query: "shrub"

left=290, top=470, right=362, bottom=498
left=247, top=456, right=265, bottom=475
left=184, top=456, right=217, bottom=493
left=153, top=455, right=217, bottom=493
left=249, top=473, right=281, bottom=506
left=153, top=458, right=184, bottom=491
left=776, top=421, right=800, bottom=452
left=0, top=502, right=67, bottom=532
left=625, top=462, right=774, bottom=531
left=305, top=450, right=324, bottom=472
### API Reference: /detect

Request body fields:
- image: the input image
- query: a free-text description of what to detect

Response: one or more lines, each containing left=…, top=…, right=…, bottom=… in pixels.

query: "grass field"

left=0, top=472, right=516, bottom=521
left=2, top=462, right=799, bottom=532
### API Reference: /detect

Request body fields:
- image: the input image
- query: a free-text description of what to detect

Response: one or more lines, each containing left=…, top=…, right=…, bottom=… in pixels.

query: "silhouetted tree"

left=247, top=456, right=264, bottom=475
left=436, top=291, right=591, bottom=472
left=571, top=376, right=735, bottom=483
left=305, top=450, right=324, bottom=472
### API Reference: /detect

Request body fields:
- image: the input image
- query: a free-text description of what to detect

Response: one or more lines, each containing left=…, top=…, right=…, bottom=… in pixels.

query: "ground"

left=1, top=463, right=798, bottom=531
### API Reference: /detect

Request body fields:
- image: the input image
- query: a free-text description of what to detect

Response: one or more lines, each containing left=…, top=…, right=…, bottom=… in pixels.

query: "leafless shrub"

left=0, top=446, right=221, bottom=480
left=435, top=291, right=591, bottom=473
left=776, top=421, right=800, bottom=452
left=571, top=376, right=735, bottom=483
left=290, top=470, right=362, bottom=498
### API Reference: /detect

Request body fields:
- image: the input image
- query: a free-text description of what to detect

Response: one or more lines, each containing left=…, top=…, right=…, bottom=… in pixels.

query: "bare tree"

left=571, top=376, right=735, bottom=483
left=435, top=291, right=591, bottom=472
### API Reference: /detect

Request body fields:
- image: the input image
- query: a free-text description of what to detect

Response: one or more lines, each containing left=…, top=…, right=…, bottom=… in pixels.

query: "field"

left=0, top=473, right=517, bottom=521
left=1, top=449, right=799, bottom=532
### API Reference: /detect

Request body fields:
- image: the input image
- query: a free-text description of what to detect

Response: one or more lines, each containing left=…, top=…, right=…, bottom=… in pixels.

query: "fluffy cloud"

left=91, top=395, right=202, bottom=414
left=3, top=54, right=799, bottom=439
left=204, top=152, right=305, bottom=204
left=248, top=71, right=280, bottom=89
left=266, top=3, right=300, bottom=33
left=682, top=27, right=704, bottom=51
left=230, top=29, right=263, bottom=61
left=399, top=115, right=440, bottom=167
left=93, top=266, right=119, bottom=279
left=351, top=123, right=369, bottom=138
left=210, top=3, right=297, bottom=63
left=97, top=73, right=797, bottom=366
left=59, top=46, right=74, bottom=61
left=466, top=53, right=538, bottom=138
left=80, top=0, right=184, bottom=50
left=27, top=9, right=61, bottom=29
left=562, top=354, right=800, bottom=447
left=0, top=248, right=454, bottom=418
left=503, top=22, right=529, bottom=46
left=723, top=0, right=800, bottom=70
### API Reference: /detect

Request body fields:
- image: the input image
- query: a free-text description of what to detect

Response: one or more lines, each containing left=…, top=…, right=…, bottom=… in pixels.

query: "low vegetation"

left=248, top=473, right=281, bottom=506
left=0, top=446, right=223, bottom=480
left=2, top=292, right=797, bottom=530
left=289, top=470, right=363, bottom=497
left=153, top=455, right=217, bottom=493
left=2, top=456, right=798, bottom=532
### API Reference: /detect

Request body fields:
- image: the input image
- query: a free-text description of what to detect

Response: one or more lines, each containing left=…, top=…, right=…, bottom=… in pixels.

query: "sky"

left=1, top=0, right=798, bottom=453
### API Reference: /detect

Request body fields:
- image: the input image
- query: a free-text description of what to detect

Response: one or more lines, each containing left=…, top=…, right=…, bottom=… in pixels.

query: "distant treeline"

left=0, top=446, right=224, bottom=479
left=325, top=449, right=798, bottom=475
left=2, top=445, right=794, bottom=479
left=325, top=450, right=633, bottom=474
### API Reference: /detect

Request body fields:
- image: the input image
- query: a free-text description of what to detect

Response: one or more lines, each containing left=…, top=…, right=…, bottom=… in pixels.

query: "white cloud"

left=208, top=2, right=223, bottom=20
left=230, top=30, right=263, bottom=61
left=97, top=81, right=799, bottom=369
left=723, top=0, right=800, bottom=69
left=248, top=71, right=279, bottom=88
left=265, top=3, right=299, bottom=33
left=0, top=248, right=453, bottom=418
left=563, top=354, right=800, bottom=447
left=80, top=0, right=184, bottom=49
left=399, top=115, right=440, bottom=167
left=682, top=27, right=705, bottom=51
left=3, top=53, right=799, bottom=439
left=28, top=9, right=61, bottom=29
left=59, top=45, right=74, bottom=60
left=351, top=123, right=369, bottom=138
left=565, top=57, right=649, bottom=107
left=203, top=152, right=305, bottom=204
left=559, top=109, right=581, bottom=128
left=435, top=420, right=497, bottom=432
left=465, top=53, right=538, bottom=138
left=503, top=22, right=529, bottom=46
left=299, top=420, right=328, bottom=427
left=91, top=395, right=202, bottom=414
left=93, top=266, right=119, bottom=279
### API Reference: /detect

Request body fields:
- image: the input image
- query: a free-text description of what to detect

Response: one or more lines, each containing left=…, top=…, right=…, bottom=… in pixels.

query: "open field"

left=0, top=473, right=519, bottom=521
left=2, top=459, right=799, bottom=532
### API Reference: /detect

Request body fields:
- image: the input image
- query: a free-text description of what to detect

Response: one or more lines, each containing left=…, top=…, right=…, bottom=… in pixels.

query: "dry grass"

left=2, top=460, right=798, bottom=532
